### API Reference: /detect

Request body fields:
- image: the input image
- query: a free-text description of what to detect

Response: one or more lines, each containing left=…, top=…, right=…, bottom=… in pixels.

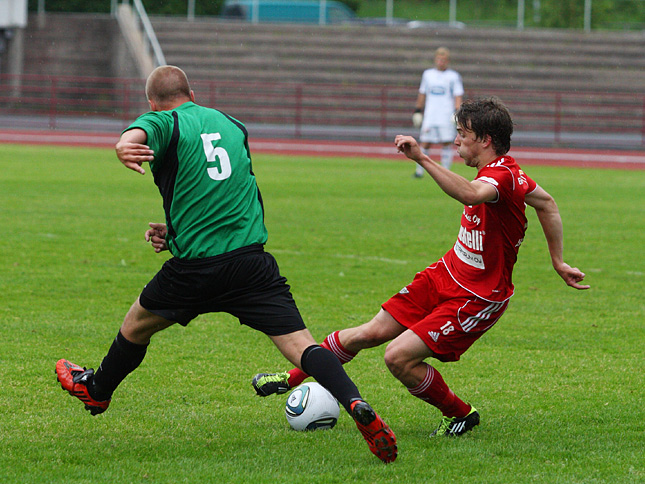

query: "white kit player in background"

left=412, top=47, right=464, bottom=176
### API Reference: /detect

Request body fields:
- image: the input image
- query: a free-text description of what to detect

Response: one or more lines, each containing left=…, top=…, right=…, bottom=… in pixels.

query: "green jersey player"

left=56, top=65, right=397, bottom=464
left=128, top=101, right=268, bottom=259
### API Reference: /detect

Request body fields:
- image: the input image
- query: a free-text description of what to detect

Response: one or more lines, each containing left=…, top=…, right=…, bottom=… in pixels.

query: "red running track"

left=1, top=129, right=643, bottom=170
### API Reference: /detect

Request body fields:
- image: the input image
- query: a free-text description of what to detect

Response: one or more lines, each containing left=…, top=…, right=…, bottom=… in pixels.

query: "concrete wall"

left=18, top=12, right=138, bottom=79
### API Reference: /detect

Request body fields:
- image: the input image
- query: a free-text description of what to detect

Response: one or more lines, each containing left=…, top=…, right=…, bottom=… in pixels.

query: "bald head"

left=145, top=65, right=192, bottom=110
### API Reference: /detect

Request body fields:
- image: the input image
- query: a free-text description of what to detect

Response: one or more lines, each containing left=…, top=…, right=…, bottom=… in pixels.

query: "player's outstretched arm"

left=115, top=128, right=154, bottom=175
left=394, top=135, right=497, bottom=206
left=525, top=186, right=590, bottom=290
left=145, top=222, right=168, bottom=253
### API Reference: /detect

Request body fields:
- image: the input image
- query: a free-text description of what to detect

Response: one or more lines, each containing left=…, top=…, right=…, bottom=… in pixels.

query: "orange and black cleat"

left=350, top=399, right=398, bottom=463
left=55, top=359, right=110, bottom=416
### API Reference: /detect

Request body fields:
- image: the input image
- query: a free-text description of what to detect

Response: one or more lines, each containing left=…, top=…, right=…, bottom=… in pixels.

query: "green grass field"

left=1, top=143, right=643, bottom=483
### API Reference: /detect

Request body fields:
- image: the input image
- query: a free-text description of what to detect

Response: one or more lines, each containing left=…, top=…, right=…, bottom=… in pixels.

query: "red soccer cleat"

left=56, top=359, right=110, bottom=415
left=350, top=399, right=398, bottom=463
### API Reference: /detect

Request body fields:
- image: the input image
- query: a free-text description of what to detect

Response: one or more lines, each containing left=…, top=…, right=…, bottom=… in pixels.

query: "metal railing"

left=1, top=74, right=643, bottom=148
left=129, top=0, right=166, bottom=67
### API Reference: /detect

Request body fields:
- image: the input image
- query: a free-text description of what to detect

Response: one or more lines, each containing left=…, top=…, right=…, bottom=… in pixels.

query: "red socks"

left=407, top=363, right=471, bottom=418
left=287, top=331, right=356, bottom=387
left=289, top=332, right=469, bottom=419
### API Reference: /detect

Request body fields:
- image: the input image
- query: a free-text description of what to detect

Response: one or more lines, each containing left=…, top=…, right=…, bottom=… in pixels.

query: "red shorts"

left=382, top=261, right=509, bottom=362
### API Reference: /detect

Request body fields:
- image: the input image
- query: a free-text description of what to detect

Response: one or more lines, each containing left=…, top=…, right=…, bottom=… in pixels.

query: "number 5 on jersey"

left=201, top=133, right=232, bottom=180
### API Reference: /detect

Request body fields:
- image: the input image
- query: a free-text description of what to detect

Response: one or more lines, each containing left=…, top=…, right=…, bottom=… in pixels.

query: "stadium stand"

left=16, top=13, right=644, bottom=94
left=151, top=17, right=644, bottom=94
left=6, top=13, right=645, bottom=147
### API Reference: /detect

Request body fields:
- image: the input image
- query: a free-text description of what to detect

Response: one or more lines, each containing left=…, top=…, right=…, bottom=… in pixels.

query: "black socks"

left=300, top=344, right=362, bottom=413
left=90, top=331, right=148, bottom=401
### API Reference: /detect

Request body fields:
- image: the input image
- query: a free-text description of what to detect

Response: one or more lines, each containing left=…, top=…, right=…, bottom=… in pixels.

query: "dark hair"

left=455, top=97, right=513, bottom=155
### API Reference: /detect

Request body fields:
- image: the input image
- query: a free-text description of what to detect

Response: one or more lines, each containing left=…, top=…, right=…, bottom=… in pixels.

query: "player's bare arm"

left=145, top=222, right=168, bottom=253
left=115, top=128, right=154, bottom=175
left=394, top=135, right=497, bottom=206
left=525, top=186, right=590, bottom=290
left=415, top=92, right=426, bottom=111
left=412, top=93, right=426, bottom=128
left=454, top=95, right=463, bottom=111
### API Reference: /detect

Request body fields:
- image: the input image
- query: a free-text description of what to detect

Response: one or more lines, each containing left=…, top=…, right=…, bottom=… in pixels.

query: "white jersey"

left=418, top=68, right=464, bottom=126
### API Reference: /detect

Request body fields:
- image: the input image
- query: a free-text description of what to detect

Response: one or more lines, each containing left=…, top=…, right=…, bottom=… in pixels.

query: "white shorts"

left=419, top=123, right=457, bottom=144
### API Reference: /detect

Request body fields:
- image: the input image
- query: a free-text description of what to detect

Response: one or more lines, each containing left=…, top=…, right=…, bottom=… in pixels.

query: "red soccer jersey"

left=442, top=155, right=537, bottom=302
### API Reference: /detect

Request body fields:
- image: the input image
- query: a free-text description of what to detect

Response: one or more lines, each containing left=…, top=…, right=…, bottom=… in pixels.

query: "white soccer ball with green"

left=285, top=382, right=340, bottom=431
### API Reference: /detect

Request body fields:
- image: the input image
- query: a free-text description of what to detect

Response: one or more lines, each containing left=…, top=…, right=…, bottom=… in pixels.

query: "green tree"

left=28, top=0, right=111, bottom=13
left=28, top=0, right=223, bottom=15
left=538, top=0, right=584, bottom=28
left=26, top=0, right=645, bottom=29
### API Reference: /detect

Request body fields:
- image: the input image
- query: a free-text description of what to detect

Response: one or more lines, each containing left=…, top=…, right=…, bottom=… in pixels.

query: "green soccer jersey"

left=125, top=102, right=268, bottom=259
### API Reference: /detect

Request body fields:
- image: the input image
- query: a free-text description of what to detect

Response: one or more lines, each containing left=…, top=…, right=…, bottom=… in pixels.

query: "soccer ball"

left=285, top=382, right=340, bottom=431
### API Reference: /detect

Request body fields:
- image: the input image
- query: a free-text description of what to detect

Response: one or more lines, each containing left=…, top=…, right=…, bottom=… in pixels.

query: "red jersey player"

left=253, top=97, right=589, bottom=437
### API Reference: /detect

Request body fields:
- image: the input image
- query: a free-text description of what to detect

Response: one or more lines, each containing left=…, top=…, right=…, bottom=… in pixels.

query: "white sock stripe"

left=326, top=333, right=355, bottom=364
left=408, top=365, right=434, bottom=396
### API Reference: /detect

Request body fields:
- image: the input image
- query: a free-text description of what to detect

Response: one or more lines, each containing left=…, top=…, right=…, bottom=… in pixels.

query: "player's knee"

left=121, top=301, right=174, bottom=345
left=383, top=344, right=411, bottom=380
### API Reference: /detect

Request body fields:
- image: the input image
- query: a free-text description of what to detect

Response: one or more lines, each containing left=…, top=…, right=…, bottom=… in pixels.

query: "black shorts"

left=139, top=245, right=306, bottom=336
